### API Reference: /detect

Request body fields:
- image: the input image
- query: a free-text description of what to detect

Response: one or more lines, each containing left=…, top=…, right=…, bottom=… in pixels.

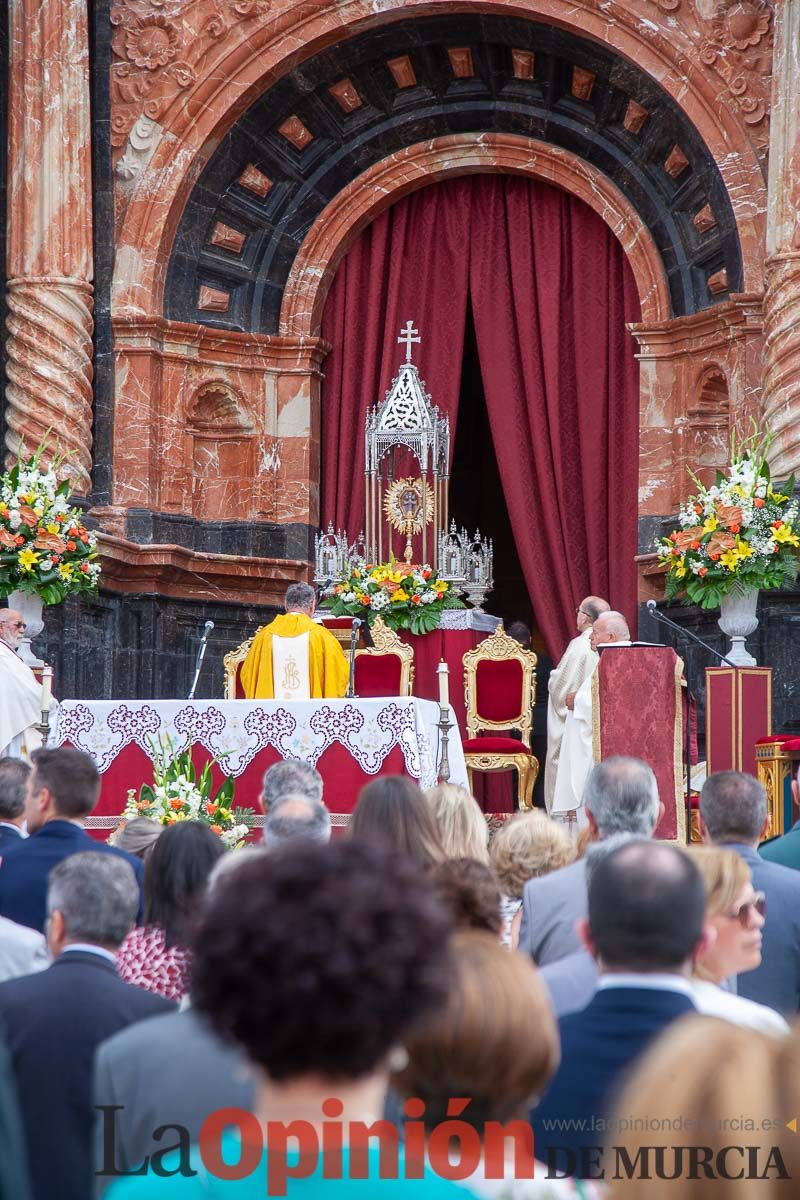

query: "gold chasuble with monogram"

left=240, top=612, right=350, bottom=700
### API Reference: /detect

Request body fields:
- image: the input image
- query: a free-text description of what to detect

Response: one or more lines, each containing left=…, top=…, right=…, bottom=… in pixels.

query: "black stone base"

left=123, top=509, right=315, bottom=561
left=637, top=586, right=800, bottom=754
left=34, top=591, right=277, bottom=702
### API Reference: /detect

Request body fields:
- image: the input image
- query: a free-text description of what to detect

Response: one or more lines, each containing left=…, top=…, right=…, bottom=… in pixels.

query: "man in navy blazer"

left=0, top=852, right=174, bottom=1200
left=0, top=747, right=143, bottom=932
left=0, top=758, right=30, bottom=852
left=700, top=769, right=800, bottom=1015
left=531, top=841, right=709, bottom=1176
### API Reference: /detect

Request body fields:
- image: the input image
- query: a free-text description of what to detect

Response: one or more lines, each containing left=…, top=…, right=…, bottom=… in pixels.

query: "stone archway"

left=105, top=0, right=769, bottom=607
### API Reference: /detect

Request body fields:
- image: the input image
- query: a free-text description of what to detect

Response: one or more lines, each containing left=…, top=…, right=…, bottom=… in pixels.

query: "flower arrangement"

left=123, top=737, right=252, bottom=850
left=321, top=556, right=464, bottom=634
left=0, top=447, right=100, bottom=605
left=657, top=436, right=799, bottom=610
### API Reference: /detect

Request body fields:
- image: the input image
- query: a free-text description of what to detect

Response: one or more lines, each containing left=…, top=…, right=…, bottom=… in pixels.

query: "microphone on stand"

left=645, top=600, right=734, bottom=667
left=188, top=620, right=214, bottom=700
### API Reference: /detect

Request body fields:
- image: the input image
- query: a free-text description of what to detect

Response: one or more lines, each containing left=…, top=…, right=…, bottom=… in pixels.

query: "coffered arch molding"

left=112, top=0, right=763, bottom=324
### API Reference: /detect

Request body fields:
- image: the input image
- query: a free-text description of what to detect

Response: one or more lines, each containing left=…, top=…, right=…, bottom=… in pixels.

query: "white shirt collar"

left=596, top=971, right=694, bottom=998
left=60, top=944, right=117, bottom=965
left=0, top=820, right=25, bottom=837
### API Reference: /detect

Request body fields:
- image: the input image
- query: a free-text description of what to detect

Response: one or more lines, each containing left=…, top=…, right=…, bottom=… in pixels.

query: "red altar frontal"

left=52, top=697, right=468, bottom=835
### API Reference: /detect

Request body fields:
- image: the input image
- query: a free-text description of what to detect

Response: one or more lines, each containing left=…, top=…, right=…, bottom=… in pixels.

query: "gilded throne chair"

left=354, top=617, right=414, bottom=697
left=461, top=626, right=539, bottom=809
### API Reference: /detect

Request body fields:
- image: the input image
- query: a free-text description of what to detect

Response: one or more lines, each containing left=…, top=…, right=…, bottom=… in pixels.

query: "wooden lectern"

left=705, top=667, right=772, bottom=780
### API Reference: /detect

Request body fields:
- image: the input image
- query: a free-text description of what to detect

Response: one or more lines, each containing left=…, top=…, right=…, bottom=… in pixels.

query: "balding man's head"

left=584, top=839, right=708, bottom=973
left=263, top=793, right=331, bottom=848
left=590, top=610, right=630, bottom=651
left=577, top=596, right=610, bottom=633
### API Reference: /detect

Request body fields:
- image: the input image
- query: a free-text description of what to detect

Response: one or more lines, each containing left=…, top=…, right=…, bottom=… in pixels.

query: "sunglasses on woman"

left=726, top=892, right=766, bottom=927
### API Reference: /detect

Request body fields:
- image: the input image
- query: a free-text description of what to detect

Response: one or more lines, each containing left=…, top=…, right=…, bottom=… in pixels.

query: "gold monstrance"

left=364, top=322, right=449, bottom=568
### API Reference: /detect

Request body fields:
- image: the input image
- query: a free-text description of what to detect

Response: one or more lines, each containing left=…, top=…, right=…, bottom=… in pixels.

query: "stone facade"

left=2, top=0, right=799, bottom=731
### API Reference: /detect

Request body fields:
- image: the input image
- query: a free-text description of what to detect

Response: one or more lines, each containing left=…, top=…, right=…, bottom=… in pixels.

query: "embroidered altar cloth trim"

left=52, top=698, right=467, bottom=791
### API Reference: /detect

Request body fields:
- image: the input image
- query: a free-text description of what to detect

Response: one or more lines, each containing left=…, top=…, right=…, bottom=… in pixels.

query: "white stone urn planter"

left=7, top=589, right=45, bottom=667
left=717, top=586, right=759, bottom=667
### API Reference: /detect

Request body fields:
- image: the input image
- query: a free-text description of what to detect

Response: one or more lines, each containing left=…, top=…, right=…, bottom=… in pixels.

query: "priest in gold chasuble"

left=240, top=582, right=350, bottom=700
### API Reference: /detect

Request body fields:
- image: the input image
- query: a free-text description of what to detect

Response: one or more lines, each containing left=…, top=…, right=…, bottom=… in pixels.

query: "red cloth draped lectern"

left=591, top=646, right=687, bottom=842
left=705, top=667, right=772, bottom=778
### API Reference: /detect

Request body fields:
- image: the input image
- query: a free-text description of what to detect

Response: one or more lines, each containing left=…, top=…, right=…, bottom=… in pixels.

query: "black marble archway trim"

left=165, top=12, right=743, bottom=333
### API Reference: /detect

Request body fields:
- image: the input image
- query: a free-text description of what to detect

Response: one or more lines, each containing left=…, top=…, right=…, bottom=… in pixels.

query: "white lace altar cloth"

left=439, top=610, right=501, bottom=632
left=52, top=698, right=467, bottom=791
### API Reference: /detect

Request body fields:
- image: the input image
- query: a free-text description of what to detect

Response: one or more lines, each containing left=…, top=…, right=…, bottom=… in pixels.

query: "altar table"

left=52, top=698, right=468, bottom=832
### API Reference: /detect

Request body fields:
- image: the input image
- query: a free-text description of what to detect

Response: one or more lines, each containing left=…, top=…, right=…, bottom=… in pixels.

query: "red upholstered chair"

left=461, top=626, right=538, bottom=809
left=354, top=617, right=414, bottom=697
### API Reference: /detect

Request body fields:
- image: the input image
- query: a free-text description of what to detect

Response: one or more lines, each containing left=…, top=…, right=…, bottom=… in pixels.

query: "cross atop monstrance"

left=397, top=320, right=420, bottom=363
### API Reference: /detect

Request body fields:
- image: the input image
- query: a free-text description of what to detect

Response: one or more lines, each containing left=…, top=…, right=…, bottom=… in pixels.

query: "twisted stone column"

left=763, top=0, right=800, bottom=479
left=5, top=0, right=94, bottom=493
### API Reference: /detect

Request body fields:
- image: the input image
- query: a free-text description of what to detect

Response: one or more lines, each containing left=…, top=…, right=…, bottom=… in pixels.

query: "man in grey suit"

left=93, top=1008, right=255, bottom=1195
left=517, top=756, right=662, bottom=965
left=700, top=770, right=800, bottom=1016
left=94, top=849, right=259, bottom=1195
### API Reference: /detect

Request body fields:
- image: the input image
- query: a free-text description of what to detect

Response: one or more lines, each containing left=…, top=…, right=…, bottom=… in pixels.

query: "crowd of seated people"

left=0, top=747, right=798, bottom=1198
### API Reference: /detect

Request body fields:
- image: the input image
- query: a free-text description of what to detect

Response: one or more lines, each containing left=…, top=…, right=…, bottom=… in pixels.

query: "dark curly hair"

left=430, top=858, right=502, bottom=936
left=191, top=838, right=453, bottom=1081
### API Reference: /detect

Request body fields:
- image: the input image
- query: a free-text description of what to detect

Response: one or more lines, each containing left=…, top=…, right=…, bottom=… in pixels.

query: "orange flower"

left=694, top=504, right=703, bottom=515
left=14, top=536, right=24, bottom=547
left=205, top=802, right=219, bottom=816
left=80, top=562, right=90, bottom=573
left=210, top=824, right=222, bottom=835
left=0, top=528, right=17, bottom=548
left=17, top=505, right=38, bottom=527
left=716, top=503, right=743, bottom=530
left=673, top=526, right=704, bottom=552
left=706, top=530, right=736, bottom=558
left=33, top=532, right=66, bottom=553
left=411, top=595, right=421, bottom=604
left=169, top=798, right=184, bottom=811
left=698, top=567, right=708, bottom=577
left=754, top=498, right=765, bottom=508
left=66, top=540, right=76, bottom=552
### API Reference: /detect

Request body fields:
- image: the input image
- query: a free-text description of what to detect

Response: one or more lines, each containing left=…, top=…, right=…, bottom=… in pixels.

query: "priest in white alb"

left=551, top=610, right=631, bottom=828
left=0, top=609, right=45, bottom=760
left=544, top=596, right=609, bottom=812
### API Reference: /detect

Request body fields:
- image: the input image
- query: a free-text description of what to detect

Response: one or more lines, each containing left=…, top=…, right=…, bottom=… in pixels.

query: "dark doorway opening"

left=449, top=302, right=552, bottom=807
left=449, top=302, right=534, bottom=631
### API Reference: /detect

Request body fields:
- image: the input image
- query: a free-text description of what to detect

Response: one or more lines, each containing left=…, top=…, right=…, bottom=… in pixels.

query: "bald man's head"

left=576, top=596, right=610, bottom=633
left=590, top=610, right=631, bottom=651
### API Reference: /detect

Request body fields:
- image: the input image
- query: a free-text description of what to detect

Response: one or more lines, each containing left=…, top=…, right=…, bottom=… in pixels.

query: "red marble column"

left=763, top=0, right=800, bottom=478
left=5, top=0, right=94, bottom=493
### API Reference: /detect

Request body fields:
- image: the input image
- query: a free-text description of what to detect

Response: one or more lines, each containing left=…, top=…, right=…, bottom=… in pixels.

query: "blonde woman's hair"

left=685, top=845, right=751, bottom=919
left=426, top=784, right=489, bottom=863
left=489, top=810, right=574, bottom=899
left=683, top=845, right=752, bottom=982
left=607, top=1016, right=800, bottom=1199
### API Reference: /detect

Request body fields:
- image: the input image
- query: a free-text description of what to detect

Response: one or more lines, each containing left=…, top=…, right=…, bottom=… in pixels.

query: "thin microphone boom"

left=188, top=621, right=214, bottom=700
left=646, top=600, right=735, bottom=667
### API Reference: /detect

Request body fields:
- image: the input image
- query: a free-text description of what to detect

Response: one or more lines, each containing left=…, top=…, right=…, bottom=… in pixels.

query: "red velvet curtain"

left=321, top=175, right=641, bottom=658
left=320, top=181, right=471, bottom=536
